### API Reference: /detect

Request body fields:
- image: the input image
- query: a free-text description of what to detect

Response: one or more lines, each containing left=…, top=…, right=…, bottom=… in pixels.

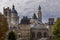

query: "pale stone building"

left=3, top=4, right=55, bottom=40
left=3, top=5, right=19, bottom=31
left=19, top=16, right=31, bottom=40
left=31, top=23, right=49, bottom=40
left=30, top=5, right=50, bottom=40
left=3, top=5, right=19, bottom=40
left=48, top=18, right=55, bottom=40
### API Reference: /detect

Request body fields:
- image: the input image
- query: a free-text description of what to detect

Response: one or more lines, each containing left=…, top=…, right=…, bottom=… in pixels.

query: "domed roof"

left=31, top=23, right=47, bottom=29
left=11, top=5, right=17, bottom=14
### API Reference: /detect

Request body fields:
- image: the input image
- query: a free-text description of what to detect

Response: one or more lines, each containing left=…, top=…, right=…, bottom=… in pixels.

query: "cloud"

left=0, top=0, right=60, bottom=23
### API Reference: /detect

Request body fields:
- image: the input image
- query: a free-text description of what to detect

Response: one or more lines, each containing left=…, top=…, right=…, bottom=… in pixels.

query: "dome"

left=12, top=9, right=17, bottom=13
left=31, top=23, right=47, bottom=29
left=11, top=5, right=17, bottom=14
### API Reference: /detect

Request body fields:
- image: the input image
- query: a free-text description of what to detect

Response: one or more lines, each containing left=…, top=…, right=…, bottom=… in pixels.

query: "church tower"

left=11, top=5, right=19, bottom=30
left=32, top=13, right=37, bottom=19
left=37, top=5, right=42, bottom=22
left=3, top=5, right=19, bottom=30
left=3, top=7, right=11, bottom=30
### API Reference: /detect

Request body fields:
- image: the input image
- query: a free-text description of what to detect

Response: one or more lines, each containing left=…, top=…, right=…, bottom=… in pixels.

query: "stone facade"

left=3, top=5, right=19, bottom=40
left=31, top=24, right=49, bottom=40
left=19, top=16, right=31, bottom=40
left=2, top=5, right=55, bottom=40
left=19, top=24, right=31, bottom=40
left=48, top=18, right=55, bottom=40
left=3, top=5, right=19, bottom=30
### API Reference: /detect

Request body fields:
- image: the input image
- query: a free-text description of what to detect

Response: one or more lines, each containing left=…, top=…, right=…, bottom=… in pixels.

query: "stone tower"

left=3, top=5, right=19, bottom=40
left=3, top=5, right=19, bottom=30
left=20, top=16, right=31, bottom=40
left=49, top=18, right=54, bottom=25
left=37, top=5, right=42, bottom=22
left=11, top=5, right=19, bottom=30
left=48, top=18, right=55, bottom=40
left=3, top=7, right=11, bottom=30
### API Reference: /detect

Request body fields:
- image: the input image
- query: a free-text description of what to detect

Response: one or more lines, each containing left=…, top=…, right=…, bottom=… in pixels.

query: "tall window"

left=19, top=35, right=21, bottom=38
left=13, top=26, right=16, bottom=29
left=32, top=32, right=35, bottom=38
left=10, top=27, right=12, bottom=30
left=44, top=32, right=47, bottom=37
left=37, top=32, right=42, bottom=38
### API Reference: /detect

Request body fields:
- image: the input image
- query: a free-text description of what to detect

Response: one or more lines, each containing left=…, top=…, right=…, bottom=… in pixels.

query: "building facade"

left=31, top=24, right=49, bottom=40
left=3, top=5, right=19, bottom=40
left=19, top=16, right=31, bottom=40
left=30, top=5, right=50, bottom=40
left=3, top=5, right=19, bottom=31
left=48, top=18, right=55, bottom=40
left=2, top=4, right=55, bottom=40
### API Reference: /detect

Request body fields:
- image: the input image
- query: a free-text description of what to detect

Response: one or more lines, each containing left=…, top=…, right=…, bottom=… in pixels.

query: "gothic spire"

left=12, top=5, right=15, bottom=9
left=32, top=13, right=37, bottom=19
left=37, top=5, right=42, bottom=22
left=38, top=5, right=41, bottom=10
left=11, top=5, right=18, bottom=14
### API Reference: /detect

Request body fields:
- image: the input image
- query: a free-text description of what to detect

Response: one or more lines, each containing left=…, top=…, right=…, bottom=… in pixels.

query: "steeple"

left=37, top=5, right=42, bottom=22
left=12, top=5, right=15, bottom=9
left=32, top=13, right=37, bottom=19
left=38, top=5, right=41, bottom=10
left=11, top=5, right=17, bottom=14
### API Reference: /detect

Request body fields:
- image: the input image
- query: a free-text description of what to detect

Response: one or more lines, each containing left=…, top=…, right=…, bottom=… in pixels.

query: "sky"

left=0, top=0, right=60, bottom=23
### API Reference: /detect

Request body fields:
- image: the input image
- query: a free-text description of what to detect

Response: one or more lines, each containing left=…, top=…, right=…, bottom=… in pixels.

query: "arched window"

left=19, top=35, right=21, bottom=38
left=8, top=31, right=16, bottom=40
left=44, top=32, right=47, bottom=37
left=13, top=26, right=17, bottom=29
left=18, top=33, right=21, bottom=38
left=10, top=27, right=12, bottom=30
left=37, top=32, right=42, bottom=38
left=31, top=32, right=35, bottom=38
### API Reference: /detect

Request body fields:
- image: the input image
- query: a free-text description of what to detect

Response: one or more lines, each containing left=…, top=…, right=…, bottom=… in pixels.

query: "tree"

left=8, top=31, right=16, bottom=40
left=0, top=13, right=8, bottom=40
left=52, top=18, right=60, bottom=40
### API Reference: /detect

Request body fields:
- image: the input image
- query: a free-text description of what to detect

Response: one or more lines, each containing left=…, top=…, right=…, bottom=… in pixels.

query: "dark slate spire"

left=38, top=5, right=41, bottom=10
left=32, top=13, right=37, bottom=19
left=12, top=5, right=15, bottom=9
left=38, top=5, right=42, bottom=22
left=11, top=5, right=17, bottom=14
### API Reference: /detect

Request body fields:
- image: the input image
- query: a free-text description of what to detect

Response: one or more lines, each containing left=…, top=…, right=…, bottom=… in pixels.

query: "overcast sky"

left=0, top=0, right=60, bottom=23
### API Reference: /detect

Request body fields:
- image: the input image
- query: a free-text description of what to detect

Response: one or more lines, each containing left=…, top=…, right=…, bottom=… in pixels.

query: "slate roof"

left=11, top=5, right=17, bottom=14
left=20, top=16, right=30, bottom=24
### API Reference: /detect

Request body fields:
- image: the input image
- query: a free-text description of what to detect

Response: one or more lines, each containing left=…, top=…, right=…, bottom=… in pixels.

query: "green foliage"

left=52, top=18, right=60, bottom=40
left=0, top=14, right=8, bottom=40
left=8, top=31, right=16, bottom=40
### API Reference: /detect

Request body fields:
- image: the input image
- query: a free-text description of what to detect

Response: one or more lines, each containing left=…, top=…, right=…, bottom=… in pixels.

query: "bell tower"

left=38, top=5, right=42, bottom=22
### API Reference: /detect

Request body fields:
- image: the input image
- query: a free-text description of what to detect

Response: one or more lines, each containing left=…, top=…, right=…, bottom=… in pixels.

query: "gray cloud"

left=0, top=0, right=60, bottom=23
